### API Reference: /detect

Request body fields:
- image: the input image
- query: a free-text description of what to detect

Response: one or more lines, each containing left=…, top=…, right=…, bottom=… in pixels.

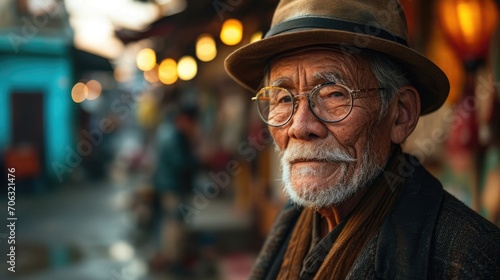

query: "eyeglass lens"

left=255, top=84, right=353, bottom=126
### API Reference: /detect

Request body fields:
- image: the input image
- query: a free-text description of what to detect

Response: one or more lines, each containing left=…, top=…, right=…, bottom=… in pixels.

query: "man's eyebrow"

left=314, top=72, right=346, bottom=84
left=269, top=77, right=290, bottom=87
left=269, top=72, right=346, bottom=87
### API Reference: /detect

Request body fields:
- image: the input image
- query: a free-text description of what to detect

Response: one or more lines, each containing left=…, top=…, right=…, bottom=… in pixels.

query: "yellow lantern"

left=177, top=56, right=197, bottom=81
left=438, top=0, right=499, bottom=61
left=220, top=19, right=243, bottom=46
left=196, top=34, right=217, bottom=62
left=136, top=48, right=157, bottom=71
left=159, top=58, right=178, bottom=85
left=438, top=0, right=499, bottom=211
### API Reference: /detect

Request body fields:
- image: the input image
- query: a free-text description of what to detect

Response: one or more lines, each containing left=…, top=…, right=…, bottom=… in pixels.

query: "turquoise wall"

left=0, top=54, right=73, bottom=176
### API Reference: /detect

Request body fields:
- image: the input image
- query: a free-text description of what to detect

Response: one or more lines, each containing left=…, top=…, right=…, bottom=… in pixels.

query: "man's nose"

left=287, top=96, right=328, bottom=141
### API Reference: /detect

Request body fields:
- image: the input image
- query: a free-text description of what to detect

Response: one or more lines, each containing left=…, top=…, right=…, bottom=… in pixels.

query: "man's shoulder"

left=433, top=191, right=500, bottom=255
left=403, top=158, right=497, bottom=236
left=397, top=160, right=500, bottom=277
left=433, top=190, right=500, bottom=251
left=429, top=191, right=500, bottom=278
left=405, top=161, right=500, bottom=254
left=438, top=191, right=500, bottom=235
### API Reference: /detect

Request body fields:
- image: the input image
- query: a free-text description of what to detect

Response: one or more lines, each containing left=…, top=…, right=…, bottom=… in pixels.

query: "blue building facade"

left=0, top=0, right=75, bottom=183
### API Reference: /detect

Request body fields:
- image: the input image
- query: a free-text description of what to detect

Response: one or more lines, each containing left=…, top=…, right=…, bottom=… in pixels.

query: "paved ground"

left=0, top=173, right=256, bottom=280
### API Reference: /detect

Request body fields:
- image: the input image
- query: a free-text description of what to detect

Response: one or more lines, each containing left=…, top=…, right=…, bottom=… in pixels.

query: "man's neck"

left=317, top=187, right=369, bottom=237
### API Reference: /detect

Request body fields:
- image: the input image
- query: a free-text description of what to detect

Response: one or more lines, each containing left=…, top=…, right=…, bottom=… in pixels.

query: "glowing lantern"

left=438, top=0, right=499, bottom=62
left=159, top=58, right=178, bottom=85
left=196, top=34, right=217, bottom=62
left=220, top=19, right=243, bottom=46
left=177, top=56, right=197, bottom=81
left=439, top=0, right=499, bottom=211
left=136, top=48, right=157, bottom=71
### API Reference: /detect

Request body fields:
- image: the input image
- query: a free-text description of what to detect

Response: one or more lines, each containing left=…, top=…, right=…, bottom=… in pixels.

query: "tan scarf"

left=277, top=147, right=405, bottom=280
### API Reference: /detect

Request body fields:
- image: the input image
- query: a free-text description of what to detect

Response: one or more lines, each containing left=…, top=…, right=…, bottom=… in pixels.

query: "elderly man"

left=225, top=0, right=500, bottom=279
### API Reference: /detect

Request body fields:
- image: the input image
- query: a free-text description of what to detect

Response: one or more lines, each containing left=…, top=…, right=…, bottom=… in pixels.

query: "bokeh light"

left=86, top=80, right=102, bottom=100
left=136, top=48, right=156, bottom=71
left=109, top=241, right=135, bottom=261
left=71, top=82, right=88, bottom=103
left=250, top=31, right=263, bottom=43
left=144, top=65, right=160, bottom=83
left=158, top=58, right=178, bottom=85
left=220, top=19, right=243, bottom=46
left=196, top=34, right=217, bottom=62
left=177, top=55, right=197, bottom=81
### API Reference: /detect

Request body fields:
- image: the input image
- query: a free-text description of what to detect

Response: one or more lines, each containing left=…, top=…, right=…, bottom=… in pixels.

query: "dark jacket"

left=153, top=122, right=197, bottom=195
left=250, top=156, right=500, bottom=279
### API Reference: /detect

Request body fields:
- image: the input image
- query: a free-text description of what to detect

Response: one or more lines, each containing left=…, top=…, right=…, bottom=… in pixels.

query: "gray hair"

left=364, top=50, right=410, bottom=119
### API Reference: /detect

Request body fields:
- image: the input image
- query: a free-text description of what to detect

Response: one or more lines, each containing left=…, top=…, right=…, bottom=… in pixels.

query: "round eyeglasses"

left=251, top=82, right=384, bottom=127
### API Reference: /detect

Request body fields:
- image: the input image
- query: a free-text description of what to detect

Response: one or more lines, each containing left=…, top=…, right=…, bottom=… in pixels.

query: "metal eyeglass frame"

left=251, top=82, right=384, bottom=127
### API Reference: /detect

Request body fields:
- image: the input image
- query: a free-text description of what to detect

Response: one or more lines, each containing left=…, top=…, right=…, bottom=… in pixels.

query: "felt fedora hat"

left=225, top=0, right=450, bottom=115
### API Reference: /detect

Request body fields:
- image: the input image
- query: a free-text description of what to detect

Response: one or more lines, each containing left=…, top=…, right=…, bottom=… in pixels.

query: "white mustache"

left=281, top=143, right=357, bottom=163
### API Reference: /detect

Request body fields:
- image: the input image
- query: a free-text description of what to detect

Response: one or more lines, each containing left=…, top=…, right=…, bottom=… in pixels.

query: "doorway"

left=9, top=92, right=45, bottom=178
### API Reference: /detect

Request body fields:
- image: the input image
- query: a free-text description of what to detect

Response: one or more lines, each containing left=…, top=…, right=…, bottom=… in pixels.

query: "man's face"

left=268, top=48, right=395, bottom=208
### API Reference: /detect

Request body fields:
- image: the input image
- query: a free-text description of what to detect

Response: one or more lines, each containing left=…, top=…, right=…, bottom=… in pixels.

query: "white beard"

left=278, top=142, right=383, bottom=209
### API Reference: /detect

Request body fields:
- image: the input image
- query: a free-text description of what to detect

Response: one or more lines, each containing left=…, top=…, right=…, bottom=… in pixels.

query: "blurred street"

left=0, top=169, right=257, bottom=280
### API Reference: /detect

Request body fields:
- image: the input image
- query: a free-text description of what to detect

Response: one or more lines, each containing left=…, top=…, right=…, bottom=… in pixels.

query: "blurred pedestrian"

left=150, top=105, right=199, bottom=275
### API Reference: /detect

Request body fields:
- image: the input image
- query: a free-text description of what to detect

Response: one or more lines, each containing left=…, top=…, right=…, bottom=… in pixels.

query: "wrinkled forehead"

left=265, top=46, right=374, bottom=88
left=271, top=45, right=348, bottom=61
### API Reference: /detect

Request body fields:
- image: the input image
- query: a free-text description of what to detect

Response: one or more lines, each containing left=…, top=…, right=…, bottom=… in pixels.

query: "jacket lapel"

left=374, top=155, right=444, bottom=279
left=250, top=202, right=302, bottom=279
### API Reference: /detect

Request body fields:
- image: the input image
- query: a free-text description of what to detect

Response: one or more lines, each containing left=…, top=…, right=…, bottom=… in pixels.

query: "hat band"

left=265, top=17, right=408, bottom=47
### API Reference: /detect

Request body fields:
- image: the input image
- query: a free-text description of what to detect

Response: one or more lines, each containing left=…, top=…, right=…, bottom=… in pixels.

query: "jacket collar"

left=374, top=154, right=444, bottom=279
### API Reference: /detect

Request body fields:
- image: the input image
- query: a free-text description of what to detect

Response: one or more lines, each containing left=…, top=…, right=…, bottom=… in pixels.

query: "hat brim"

left=225, top=29, right=450, bottom=115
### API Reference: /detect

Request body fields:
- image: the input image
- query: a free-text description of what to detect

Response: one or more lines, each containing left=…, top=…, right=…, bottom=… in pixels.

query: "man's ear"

left=391, top=86, right=421, bottom=144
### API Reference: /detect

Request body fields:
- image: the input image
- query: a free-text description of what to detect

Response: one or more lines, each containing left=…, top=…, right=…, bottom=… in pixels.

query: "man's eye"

left=278, top=95, right=293, bottom=103
left=322, top=91, right=347, bottom=99
left=332, top=91, right=345, bottom=98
